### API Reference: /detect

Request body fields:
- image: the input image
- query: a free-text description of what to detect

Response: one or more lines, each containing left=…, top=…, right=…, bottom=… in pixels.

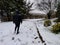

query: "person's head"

left=15, top=10, right=19, bottom=15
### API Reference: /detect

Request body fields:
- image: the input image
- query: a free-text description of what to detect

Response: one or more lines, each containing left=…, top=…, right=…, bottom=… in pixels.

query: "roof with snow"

left=29, top=10, right=47, bottom=15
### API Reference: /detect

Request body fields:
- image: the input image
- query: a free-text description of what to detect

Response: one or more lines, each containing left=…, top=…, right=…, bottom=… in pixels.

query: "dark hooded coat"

left=13, top=13, right=23, bottom=26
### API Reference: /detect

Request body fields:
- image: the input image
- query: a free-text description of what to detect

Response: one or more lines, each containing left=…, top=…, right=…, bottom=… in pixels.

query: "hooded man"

left=13, top=10, right=23, bottom=34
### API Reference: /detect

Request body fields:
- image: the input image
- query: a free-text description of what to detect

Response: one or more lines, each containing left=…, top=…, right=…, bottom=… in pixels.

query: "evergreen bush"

left=44, top=20, right=51, bottom=27
left=52, top=23, right=60, bottom=34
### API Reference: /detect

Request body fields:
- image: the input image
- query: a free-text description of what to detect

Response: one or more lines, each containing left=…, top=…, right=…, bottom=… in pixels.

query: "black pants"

left=15, top=23, right=20, bottom=34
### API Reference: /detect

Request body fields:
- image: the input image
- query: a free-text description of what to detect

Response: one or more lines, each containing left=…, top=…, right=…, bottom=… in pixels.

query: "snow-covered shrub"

left=44, top=20, right=51, bottom=27
left=52, top=23, right=60, bottom=34
left=53, top=19, right=60, bottom=22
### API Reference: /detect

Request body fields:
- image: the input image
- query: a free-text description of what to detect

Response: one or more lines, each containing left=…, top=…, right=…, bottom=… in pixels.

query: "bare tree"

left=36, top=0, right=58, bottom=19
left=23, top=0, right=34, bottom=16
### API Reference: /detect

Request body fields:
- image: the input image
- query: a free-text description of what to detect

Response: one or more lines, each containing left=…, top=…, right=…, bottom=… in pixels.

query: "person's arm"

left=12, top=15, right=15, bottom=23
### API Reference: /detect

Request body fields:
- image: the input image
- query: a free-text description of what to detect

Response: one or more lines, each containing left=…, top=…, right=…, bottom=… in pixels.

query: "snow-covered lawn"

left=0, top=19, right=60, bottom=45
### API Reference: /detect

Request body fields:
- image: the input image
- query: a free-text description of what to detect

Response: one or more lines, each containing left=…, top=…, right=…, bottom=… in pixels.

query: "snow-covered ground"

left=0, top=19, right=60, bottom=45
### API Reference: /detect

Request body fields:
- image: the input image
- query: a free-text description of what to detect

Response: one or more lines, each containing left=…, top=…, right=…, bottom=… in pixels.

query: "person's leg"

left=16, top=23, right=20, bottom=34
left=14, top=24, right=17, bottom=34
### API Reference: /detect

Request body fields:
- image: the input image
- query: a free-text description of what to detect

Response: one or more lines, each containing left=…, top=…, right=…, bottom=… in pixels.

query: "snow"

left=28, top=0, right=57, bottom=15
left=0, top=19, right=60, bottom=45
left=29, top=10, right=46, bottom=15
left=26, top=0, right=47, bottom=15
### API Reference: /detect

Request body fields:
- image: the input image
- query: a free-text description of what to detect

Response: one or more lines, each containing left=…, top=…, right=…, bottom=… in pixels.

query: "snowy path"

left=0, top=19, right=60, bottom=45
left=0, top=20, right=43, bottom=45
left=35, top=20, right=60, bottom=45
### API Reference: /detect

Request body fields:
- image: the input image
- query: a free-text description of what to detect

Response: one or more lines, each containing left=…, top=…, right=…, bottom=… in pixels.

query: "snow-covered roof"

left=29, top=10, right=46, bottom=15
